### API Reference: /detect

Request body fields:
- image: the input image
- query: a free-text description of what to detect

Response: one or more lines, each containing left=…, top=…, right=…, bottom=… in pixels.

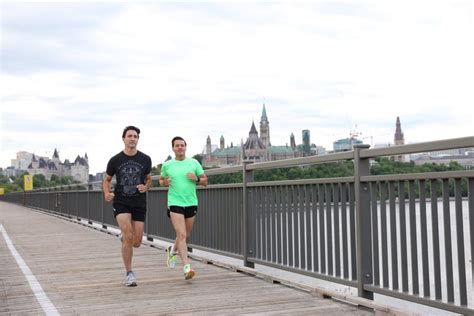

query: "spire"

left=290, top=132, right=296, bottom=150
left=261, top=103, right=268, bottom=122
left=394, top=116, right=404, bottom=145
left=220, top=135, right=225, bottom=150
left=249, top=121, right=258, bottom=134
left=53, top=148, right=59, bottom=159
left=393, top=116, right=405, bottom=161
left=85, top=152, right=88, bottom=160
left=259, top=103, right=270, bottom=147
left=206, top=135, right=212, bottom=155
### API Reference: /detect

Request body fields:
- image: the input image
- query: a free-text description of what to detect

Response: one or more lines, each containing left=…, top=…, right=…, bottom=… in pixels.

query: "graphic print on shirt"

left=118, top=161, right=143, bottom=196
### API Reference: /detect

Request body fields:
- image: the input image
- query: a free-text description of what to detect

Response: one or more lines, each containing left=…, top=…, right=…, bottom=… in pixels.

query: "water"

left=372, top=199, right=473, bottom=315
left=211, top=199, right=472, bottom=315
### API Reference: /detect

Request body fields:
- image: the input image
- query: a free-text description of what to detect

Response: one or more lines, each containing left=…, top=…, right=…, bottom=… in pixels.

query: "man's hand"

left=104, top=192, right=115, bottom=202
left=137, top=184, right=148, bottom=193
left=160, top=176, right=171, bottom=186
left=186, top=173, right=198, bottom=181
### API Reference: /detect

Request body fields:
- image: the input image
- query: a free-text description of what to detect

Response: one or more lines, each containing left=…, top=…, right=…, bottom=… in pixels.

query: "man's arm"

left=187, top=172, right=208, bottom=186
left=197, top=173, right=208, bottom=186
left=137, top=174, right=152, bottom=193
left=102, top=175, right=115, bottom=201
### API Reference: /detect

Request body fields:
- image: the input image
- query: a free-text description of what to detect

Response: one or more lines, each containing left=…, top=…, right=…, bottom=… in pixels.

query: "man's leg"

left=171, top=216, right=195, bottom=252
left=170, top=212, right=190, bottom=265
left=185, top=216, right=195, bottom=240
left=131, top=220, right=144, bottom=248
left=116, top=213, right=133, bottom=272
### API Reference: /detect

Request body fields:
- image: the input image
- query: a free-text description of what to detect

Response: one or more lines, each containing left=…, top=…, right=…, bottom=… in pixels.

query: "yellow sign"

left=24, top=175, right=33, bottom=191
left=0, top=188, right=4, bottom=195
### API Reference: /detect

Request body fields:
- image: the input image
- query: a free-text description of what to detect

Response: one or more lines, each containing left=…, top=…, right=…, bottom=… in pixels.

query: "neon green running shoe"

left=166, top=245, right=177, bottom=268
left=184, top=263, right=195, bottom=280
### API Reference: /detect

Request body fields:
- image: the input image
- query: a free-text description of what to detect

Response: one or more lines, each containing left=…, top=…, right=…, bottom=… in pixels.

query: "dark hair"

left=172, top=136, right=186, bottom=147
left=122, top=126, right=140, bottom=138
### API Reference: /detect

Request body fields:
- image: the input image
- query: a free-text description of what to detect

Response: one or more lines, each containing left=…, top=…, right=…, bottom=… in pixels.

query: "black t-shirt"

left=106, top=151, right=152, bottom=206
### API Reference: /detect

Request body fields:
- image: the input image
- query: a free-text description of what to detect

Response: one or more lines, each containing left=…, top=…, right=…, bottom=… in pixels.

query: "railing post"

left=354, top=144, right=373, bottom=300
left=243, top=160, right=255, bottom=268
left=76, top=185, right=79, bottom=218
left=87, top=183, right=93, bottom=221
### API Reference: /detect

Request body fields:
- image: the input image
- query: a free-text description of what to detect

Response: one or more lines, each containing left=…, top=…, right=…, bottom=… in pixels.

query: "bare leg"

left=132, top=220, right=144, bottom=248
left=116, top=213, right=133, bottom=272
left=172, top=216, right=195, bottom=253
left=170, top=212, right=190, bottom=265
left=185, top=216, right=195, bottom=240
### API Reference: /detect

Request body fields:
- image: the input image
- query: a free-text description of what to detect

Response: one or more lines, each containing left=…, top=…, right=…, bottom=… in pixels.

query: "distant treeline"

left=0, top=173, right=80, bottom=194
left=205, top=157, right=465, bottom=183
left=205, top=157, right=469, bottom=197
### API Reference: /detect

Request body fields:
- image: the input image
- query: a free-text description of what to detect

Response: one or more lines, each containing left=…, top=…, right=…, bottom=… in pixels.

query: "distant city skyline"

left=1, top=2, right=473, bottom=174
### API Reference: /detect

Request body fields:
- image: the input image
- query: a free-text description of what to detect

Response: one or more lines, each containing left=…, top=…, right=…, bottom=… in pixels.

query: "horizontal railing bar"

left=246, top=151, right=354, bottom=170
left=198, top=183, right=243, bottom=189
left=186, top=244, right=244, bottom=260
left=249, top=258, right=358, bottom=288
left=204, top=166, right=243, bottom=175
left=247, top=177, right=355, bottom=187
left=364, top=285, right=473, bottom=315
left=361, top=170, right=474, bottom=182
left=360, top=136, right=474, bottom=158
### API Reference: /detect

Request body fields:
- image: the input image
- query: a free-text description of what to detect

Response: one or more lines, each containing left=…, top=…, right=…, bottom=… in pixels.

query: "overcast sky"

left=1, top=1, right=473, bottom=174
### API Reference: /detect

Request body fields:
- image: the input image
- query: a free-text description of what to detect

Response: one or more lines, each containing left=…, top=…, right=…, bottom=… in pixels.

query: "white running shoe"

left=125, top=271, right=137, bottom=286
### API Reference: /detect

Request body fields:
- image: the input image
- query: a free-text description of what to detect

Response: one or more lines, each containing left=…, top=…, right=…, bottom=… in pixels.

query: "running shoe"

left=166, top=245, right=177, bottom=268
left=125, top=271, right=137, bottom=287
left=184, top=264, right=195, bottom=280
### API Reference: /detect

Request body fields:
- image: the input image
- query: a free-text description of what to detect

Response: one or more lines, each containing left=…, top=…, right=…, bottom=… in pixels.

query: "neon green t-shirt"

left=161, top=158, right=204, bottom=207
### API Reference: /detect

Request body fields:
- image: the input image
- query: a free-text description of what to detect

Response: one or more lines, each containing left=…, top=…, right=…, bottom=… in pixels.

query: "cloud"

left=1, top=1, right=473, bottom=174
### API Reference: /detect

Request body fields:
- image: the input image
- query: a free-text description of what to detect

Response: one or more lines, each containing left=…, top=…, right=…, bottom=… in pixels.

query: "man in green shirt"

left=159, top=136, right=208, bottom=280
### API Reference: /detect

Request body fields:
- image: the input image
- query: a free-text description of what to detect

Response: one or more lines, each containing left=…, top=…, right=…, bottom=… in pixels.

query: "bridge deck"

left=0, top=201, right=374, bottom=315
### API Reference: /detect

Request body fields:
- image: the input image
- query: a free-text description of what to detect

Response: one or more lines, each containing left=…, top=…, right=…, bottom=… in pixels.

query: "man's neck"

left=123, top=148, right=138, bottom=156
left=175, top=155, right=186, bottom=161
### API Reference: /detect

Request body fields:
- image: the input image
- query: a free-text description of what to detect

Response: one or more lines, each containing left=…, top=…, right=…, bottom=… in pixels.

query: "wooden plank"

left=0, top=201, right=374, bottom=315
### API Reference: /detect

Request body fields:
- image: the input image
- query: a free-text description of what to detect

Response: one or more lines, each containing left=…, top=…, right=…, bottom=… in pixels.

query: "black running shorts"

left=113, top=202, right=147, bottom=222
left=167, top=205, right=198, bottom=219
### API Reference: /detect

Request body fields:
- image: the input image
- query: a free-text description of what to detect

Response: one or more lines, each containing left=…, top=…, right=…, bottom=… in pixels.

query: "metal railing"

left=3, top=136, right=473, bottom=314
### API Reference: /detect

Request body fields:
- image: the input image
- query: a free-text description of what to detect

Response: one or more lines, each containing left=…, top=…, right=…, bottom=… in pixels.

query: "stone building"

left=203, top=104, right=308, bottom=168
left=27, top=149, right=89, bottom=183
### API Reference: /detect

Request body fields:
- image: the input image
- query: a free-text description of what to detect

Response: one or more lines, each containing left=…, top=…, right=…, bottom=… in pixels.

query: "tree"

left=50, top=174, right=60, bottom=184
left=33, top=174, right=48, bottom=188
left=151, top=164, right=162, bottom=176
left=193, top=154, right=203, bottom=165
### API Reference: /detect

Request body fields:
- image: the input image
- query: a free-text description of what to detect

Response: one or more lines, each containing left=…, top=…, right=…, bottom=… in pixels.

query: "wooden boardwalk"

left=0, top=201, right=378, bottom=315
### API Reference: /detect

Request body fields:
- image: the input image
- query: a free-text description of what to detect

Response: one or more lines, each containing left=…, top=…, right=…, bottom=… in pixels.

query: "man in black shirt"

left=103, top=126, right=152, bottom=286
